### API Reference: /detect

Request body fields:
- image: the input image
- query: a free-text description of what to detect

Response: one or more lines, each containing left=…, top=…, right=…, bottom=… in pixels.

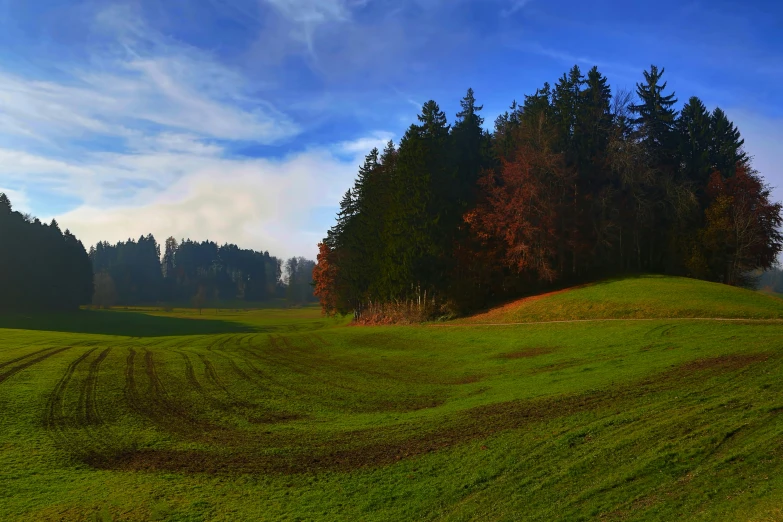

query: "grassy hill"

left=458, top=275, right=783, bottom=324
left=1, top=277, right=783, bottom=520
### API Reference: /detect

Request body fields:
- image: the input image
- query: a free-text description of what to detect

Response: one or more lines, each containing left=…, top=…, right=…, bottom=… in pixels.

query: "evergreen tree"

left=709, top=108, right=748, bottom=177
left=630, top=65, right=678, bottom=169
left=678, top=96, right=713, bottom=189
left=452, top=88, right=487, bottom=208
left=314, top=66, right=782, bottom=319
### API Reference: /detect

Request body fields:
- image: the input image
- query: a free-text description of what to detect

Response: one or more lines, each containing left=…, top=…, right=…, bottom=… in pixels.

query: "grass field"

left=2, top=276, right=783, bottom=520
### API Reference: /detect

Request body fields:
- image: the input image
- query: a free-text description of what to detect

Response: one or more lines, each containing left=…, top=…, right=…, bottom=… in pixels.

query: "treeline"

left=1, top=190, right=316, bottom=311
left=0, top=194, right=92, bottom=310
left=90, top=235, right=317, bottom=307
left=315, top=65, right=782, bottom=318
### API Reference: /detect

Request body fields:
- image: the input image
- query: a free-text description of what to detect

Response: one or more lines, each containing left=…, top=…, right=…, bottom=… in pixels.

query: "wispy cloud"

left=260, top=0, right=370, bottom=52
left=0, top=4, right=393, bottom=257
left=500, top=0, right=533, bottom=17
left=0, top=7, right=298, bottom=148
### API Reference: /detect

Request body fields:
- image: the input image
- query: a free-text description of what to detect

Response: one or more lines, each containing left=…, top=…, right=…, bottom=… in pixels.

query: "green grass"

left=458, top=275, right=783, bottom=324
left=2, top=277, right=783, bottom=520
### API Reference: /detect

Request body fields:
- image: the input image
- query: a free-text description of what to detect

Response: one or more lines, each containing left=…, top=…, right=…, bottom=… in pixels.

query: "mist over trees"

left=758, top=268, right=783, bottom=294
left=284, top=257, right=317, bottom=306
left=0, top=194, right=93, bottom=310
left=315, top=65, right=782, bottom=318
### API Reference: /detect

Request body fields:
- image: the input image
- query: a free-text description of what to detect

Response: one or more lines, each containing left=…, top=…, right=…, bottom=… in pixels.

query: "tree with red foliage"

left=466, top=141, right=573, bottom=284
left=687, top=165, right=782, bottom=286
left=313, top=242, right=340, bottom=316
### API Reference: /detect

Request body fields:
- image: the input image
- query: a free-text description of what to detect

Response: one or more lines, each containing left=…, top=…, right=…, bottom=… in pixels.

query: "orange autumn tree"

left=466, top=140, right=573, bottom=285
left=312, top=242, right=340, bottom=316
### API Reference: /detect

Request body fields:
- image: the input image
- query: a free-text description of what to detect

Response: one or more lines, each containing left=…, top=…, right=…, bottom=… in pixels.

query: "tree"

left=0, top=194, right=93, bottom=311
left=688, top=166, right=782, bottom=286
left=678, top=97, right=713, bottom=188
left=192, top=285, right=207, bottom=314
left=92, top=271, right=118, bottom=309
left=709, top=108, right=748, bottom=178
left=313, top=242, right=340, bottom=315
left=467, top=139, right=572, bottom=284
left=630, top=65, right=678, bottom=169
left=315, top=65, right=782, bottom=319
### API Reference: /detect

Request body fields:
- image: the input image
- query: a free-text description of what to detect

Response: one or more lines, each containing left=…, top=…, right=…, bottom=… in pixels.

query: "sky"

left=0, top=0, right=781, bottom=259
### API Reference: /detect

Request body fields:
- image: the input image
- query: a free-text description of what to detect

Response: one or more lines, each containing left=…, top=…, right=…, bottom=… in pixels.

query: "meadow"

left=2, top=276, right=783, bottom=520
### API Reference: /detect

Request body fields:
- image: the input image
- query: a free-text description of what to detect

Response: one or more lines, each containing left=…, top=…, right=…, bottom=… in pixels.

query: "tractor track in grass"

left=266, top=333, right=447, bottom=387
left=198, top=354, right=240, bottom=400
left=178, top=351, right=204, bottom=392
left=87, top=351, right=775, bottom=475
left=124, top=347, right=229, bottom=440
left=177, top=350, right=251, bottom=409
left=82, top=348, right=112, bottom=426
left=243, top=336, right=362, bottom=393
left=245, top=335, right=449, bottom=411
left=0, top=346, right=73, bottom=385
left=46, top=348, right=97, bottom=450
left=0, top=346, right=64, bottom=370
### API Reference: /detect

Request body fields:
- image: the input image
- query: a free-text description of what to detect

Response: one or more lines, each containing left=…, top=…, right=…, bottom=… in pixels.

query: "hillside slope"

left=458, top=275, right=783, bottom=324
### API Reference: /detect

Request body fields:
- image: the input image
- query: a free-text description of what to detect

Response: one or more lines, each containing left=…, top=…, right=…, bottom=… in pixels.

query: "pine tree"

left=552, top=65, right=584, bottom=162
left=709, top=108, right=747, bottom=177
left=678, top=96, right=713, bottom=189
left=630, top=65, right=678, bottom=169
left=452, top=88, right=486, bottom=209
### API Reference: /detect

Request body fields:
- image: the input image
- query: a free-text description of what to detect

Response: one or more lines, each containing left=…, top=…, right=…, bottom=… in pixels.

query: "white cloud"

left=0, top=186, right=31, bottom=214
left=261, top=0, right=369, bottom=51
left=336, top=131, right=394, bottom=155
left=43, top=144, right=376, bottom=259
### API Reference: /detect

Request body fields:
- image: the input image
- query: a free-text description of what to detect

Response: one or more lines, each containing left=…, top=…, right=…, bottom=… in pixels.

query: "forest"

left=90, top=236, right=316, bottom=308
left=0, top=194, right=317, bottom=310
left=314, top=64, right=783, bottom=319
left=0, top=193, right=93, bottom=310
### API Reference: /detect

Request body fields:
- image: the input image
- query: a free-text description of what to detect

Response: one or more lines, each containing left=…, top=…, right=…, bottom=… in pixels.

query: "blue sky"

left=0, top=0, right=780, bottom=259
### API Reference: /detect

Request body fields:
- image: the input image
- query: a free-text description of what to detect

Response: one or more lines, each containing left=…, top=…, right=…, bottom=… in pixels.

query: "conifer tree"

left=709, top=108, right=748, bottom=177
left=630, top=65, right=678, bottom=169
left=678, top=96, right=713, bottom=197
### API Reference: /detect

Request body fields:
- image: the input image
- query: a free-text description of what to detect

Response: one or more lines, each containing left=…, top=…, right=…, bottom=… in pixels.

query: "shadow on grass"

left=0, top=309, right=255, bottom=337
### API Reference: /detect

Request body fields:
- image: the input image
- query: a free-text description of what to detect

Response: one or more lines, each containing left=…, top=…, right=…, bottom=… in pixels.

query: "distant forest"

left=90, top=236, right=316, bottom=308
left=315, top=64, right=783, bottom=319
left=0, top=194, right=316, bottom=310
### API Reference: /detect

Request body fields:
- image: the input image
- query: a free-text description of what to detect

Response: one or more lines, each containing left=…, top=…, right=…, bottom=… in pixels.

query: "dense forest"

left=0, top=193, right=316, bottom=310
left=0, top=193, right=93, bottom=310
left=314, top=64, right=783, bottom=319
left=90, top=236, right=317, bottom=308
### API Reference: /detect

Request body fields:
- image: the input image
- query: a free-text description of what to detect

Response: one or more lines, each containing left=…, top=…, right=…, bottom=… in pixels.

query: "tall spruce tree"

left=630, top=65, right=678, bottom=170
left=678, top=96, right=713, bottom=191
left=709, top=108, right=747, bottom=177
